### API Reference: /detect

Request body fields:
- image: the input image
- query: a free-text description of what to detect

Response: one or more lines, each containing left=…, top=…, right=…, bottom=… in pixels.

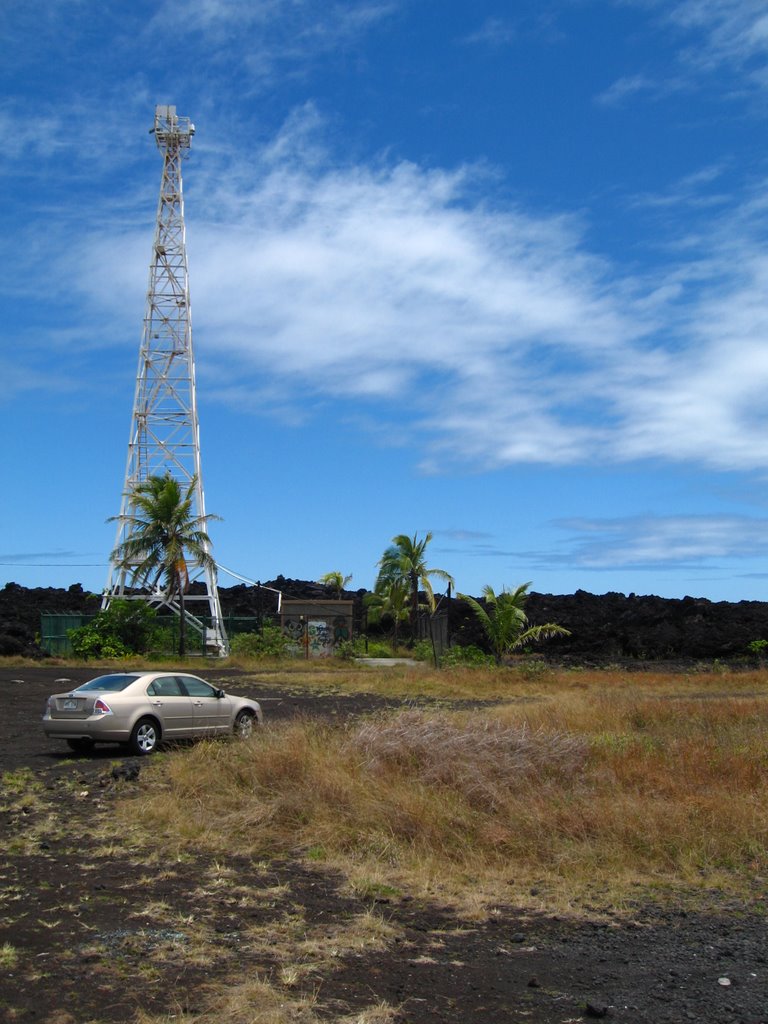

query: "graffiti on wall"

left=281, top=601, right=354, bottom=658
left=283, top=617, right=340, bottom=657
left=333, top=615, right=349, bottom=645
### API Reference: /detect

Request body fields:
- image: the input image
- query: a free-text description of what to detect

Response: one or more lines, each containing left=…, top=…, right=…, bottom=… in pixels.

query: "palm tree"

left=460, top=582, right=570, bottom=665
left=376, top=532, right=454, bottom=645
left=364, top=577, right=410, bottom=651
left=318, top=571, right=353, bottom=599
left=109, top=473, right=220, bottom=657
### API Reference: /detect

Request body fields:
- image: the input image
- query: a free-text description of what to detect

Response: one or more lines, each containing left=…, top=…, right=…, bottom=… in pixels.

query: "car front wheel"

left=233, top=709, right=256, bottom=740
left=129, top=717, right=159, bottom=755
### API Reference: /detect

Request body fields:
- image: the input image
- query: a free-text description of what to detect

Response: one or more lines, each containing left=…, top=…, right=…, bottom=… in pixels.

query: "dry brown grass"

left=488, top=688, right=768, bottom=882
left=350, top=709, right=587, bottom=812
left=135, top=987, right=398, bottom=1024
left=116, top=665, right=768, bottom=909
left=133, top=977, right=317, bottom=1024
left=130, top=930, right=400, bottom=1024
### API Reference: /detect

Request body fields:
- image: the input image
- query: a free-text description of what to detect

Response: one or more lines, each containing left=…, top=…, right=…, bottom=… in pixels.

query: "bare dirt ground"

left=1, top=665, right=767, bottom=1024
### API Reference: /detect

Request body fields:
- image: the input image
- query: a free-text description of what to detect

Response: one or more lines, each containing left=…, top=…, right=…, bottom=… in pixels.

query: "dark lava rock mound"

left=3, top=579, right=768, bottom=665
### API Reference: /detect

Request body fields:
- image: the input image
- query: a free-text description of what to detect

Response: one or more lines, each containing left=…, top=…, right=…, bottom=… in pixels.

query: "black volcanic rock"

left=0, top=582, right=101, bottom=657
left=443, top=589, right=768, bottom=664
left=523, top=590, right=768, bottom=662
left=3, top=579, right=768, bottom=664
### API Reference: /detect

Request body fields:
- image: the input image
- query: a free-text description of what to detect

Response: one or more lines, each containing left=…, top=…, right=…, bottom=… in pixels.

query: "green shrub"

left=229, top=625, right=290, bottom=659
left=146, top=626, right=175, bottom=658
left=411, top=639, right=435, bottom=662
left=68, top=599, right=160, bottom=659
left=440, top=644, right=494, bottom=668
left=366, top=640, right=394, bottom=659
left=515, top=658, right=553, bottom=681
left=336, top=637, right=367, bottom=661
left=68, top=627, right=130, bottom=660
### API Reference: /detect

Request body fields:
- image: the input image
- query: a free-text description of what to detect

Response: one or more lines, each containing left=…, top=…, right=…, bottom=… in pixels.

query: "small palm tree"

left=376, top=532, right=454, bottom=645
left=318, top=571, right=353, bottom=599
left=109, top=474, right=220, bottom=657
left=460, top=582, right=570, bottom=665
left=364, top=577, right=410, bottom=651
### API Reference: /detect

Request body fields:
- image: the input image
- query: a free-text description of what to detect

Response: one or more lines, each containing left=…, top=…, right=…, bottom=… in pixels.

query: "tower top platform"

left=150, top=104, right=195, bottom=150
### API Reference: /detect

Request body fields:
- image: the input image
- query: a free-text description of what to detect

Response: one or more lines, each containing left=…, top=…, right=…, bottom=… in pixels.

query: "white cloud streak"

left=604, top=0, right=768, bottom=101
left=462, top=17, right=518, bottom=47
left=666, top=0, right=768, bottom=74
left=545, top=514, right=768, bottom=569
left=147, top=0, right=397, bottom=84
left=29, top=105, right=768, bottom=474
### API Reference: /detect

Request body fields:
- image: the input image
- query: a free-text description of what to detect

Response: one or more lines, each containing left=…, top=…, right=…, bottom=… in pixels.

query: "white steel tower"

left=105, top=105, right=227, bottom=655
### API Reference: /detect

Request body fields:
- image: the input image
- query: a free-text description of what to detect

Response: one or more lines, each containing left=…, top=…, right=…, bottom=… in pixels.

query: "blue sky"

left=3, top=0, right=768, bottom=601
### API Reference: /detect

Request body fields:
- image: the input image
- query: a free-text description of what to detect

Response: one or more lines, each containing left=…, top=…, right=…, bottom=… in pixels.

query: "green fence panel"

left=40, top=612, right=265, bottom=656
left=40, top=614, right=94, bottom=655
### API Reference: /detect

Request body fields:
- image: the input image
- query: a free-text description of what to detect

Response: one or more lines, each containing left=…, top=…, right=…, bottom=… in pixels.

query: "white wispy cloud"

left=151, top=0, right=395, bottom=34
left=666, top=0, right=768, bottom=75
left=0, top=105, right=69, bottom=165
left=462, top=17, right=518, bottom=47
left=542, top=514, right=768, bottom=569
left=26, top=106, right=768, bottom=474
left=595, top=73, right=676, bottom=106
left=0, top=357, right=79, bottom=404
left=147, top=0, right=397, bottom=82
left=607, top=0, right=768, bottom=100
left=79, top=141, right=643, bottom=463
left=628, top=163, right=733, bottom=209
left=605, top=186, right=768, bottom=467
left=427, top=513, right=768, bottom=573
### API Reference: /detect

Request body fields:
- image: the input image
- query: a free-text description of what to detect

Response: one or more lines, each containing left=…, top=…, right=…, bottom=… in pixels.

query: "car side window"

left=147, top=677, right=184, bottom=697
left=179, top=676, right=216, bottom=698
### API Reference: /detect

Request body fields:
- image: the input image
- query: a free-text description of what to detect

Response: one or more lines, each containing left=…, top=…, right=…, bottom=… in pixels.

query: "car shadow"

left=39, top=737, right=205, bottom=764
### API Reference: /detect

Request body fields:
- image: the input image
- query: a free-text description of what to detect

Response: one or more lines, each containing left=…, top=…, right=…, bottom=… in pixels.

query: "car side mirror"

left=214, top=688, right=225, bottom=699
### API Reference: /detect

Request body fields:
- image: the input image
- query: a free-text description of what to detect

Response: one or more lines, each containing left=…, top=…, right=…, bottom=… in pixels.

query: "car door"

left=145, top=676, right=196, bottom=738
left=179, top=675, right=231, bottom=734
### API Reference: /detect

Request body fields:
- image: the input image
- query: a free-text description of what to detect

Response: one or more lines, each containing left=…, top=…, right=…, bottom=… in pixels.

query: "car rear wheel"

left=233, top=709, right=256, bottom=740
left=129, top=717, right=159, bottom=755
left=66, top=738, right=95, bottom=753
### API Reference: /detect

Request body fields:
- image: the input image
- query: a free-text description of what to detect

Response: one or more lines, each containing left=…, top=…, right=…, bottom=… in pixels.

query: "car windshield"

left=76, top=674, right=139, bottom=692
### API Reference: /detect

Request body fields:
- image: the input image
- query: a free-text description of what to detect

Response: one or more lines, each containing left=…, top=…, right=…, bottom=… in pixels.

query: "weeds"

left=117, top=675, right=768, bottom=905
left=349, top=709, right=586, bottom=811
left=0, top=943, right=18, bottom=968
left=134, top=980, right=396, bottom=1024
left=1, top=768, right=44, bottom=813
left=133, top=978, right=307, bottom=1024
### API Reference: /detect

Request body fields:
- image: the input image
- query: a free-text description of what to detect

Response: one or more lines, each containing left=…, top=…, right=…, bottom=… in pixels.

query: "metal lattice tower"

left=105, top=105, right=227, bottom=655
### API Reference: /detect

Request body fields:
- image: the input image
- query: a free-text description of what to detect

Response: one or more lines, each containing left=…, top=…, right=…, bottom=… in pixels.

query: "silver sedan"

left=42, top=671, right=263, bottom=755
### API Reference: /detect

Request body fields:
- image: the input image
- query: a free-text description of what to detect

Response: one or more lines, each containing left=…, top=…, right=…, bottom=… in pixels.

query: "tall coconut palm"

left=376, top=532, right=454, bottom=645
left=109, top=473, right=220, bottom=657
left=460, top=582, right=570, bottom=665
left=318, top=571, right=353, bottom=599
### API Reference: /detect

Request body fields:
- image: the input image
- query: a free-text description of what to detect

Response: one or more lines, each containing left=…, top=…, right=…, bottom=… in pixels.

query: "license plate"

left=63, top=699, right=78, bottom=710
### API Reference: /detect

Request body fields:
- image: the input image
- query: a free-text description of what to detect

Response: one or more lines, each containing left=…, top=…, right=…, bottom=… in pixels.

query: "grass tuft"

left=349, top=709, right=586, bottom=812
left=116, top=669, right=768, bottom=907
left=134, top=977, right=317, bottom=1024
left=0, top=943, right=19, bottom=968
